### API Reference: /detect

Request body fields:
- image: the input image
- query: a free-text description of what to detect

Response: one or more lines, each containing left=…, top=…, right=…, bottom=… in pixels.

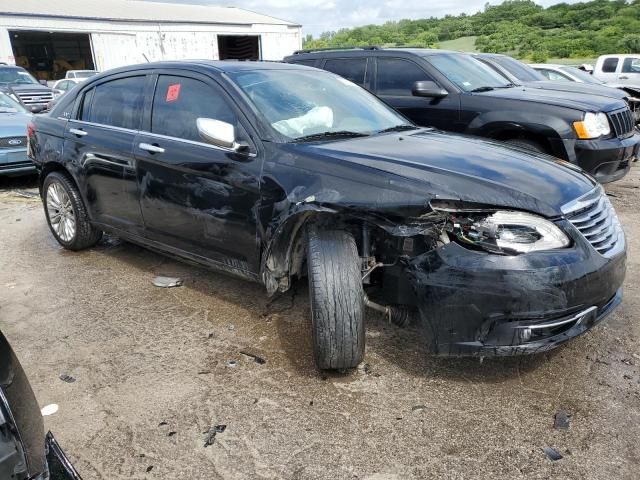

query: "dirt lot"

left=0, top=166, right=639, bottom=480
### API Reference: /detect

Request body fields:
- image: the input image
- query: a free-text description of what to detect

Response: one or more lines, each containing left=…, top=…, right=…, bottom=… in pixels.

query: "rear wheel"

left=307, top=226, right=365, bottom=370
left=505, top=138, right=547, bottom=154
left=43, top=172, right=102, bottom=250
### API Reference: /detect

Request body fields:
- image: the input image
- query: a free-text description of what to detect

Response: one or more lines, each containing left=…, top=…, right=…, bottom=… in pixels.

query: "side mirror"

left=196, top=118, right=248, bottom=152
left=38, top=80, right=48, bottom=86
left=412, top=81, right=448, bottom=99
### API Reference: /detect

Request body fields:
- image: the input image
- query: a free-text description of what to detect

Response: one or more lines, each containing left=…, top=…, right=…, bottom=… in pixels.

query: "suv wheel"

left=306, top=225, right=365, bottom=370
left=43, top=172, right=102, bottom=250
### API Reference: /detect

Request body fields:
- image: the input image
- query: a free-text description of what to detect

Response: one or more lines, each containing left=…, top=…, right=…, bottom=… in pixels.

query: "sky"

left=149, top=0, right=581, bottom=36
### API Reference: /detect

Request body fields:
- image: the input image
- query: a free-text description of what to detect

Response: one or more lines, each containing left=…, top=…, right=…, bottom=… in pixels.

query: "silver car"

left=0, top=92, right=33, bottom=176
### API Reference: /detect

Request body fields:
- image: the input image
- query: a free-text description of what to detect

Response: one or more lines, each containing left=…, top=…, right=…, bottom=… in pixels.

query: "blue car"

left=0, top=92, right=33, bottom=176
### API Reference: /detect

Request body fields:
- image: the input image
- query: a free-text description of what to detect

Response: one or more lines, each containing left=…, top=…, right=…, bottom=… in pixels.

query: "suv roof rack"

left=293, top=46, right=382, bottom=55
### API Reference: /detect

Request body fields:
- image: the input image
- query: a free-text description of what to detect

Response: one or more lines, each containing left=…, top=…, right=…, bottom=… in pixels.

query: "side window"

left=545, top=70, right=571, bottom=82
left=89, top=76, right=146, bottom=130
left=376, top=58, right=433, bottom=96
left=602, top=57, right=619, bottom=73
left=537, top=69, right=553, bottom=80
left=323, top=58, right=367, bottom=86
left=79, top=88, right=94, bottom=121
left=151, top=75, right=237, bottom=143
left=622, top=57, right=640, bottom=73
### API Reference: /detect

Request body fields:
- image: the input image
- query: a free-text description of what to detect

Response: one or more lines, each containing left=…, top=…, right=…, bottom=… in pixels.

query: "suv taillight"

left=26, top=121, right=35, bottom=139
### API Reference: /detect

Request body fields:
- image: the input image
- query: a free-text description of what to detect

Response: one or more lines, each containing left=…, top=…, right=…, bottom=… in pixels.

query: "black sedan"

left=27, top=61, right=626, bottom=369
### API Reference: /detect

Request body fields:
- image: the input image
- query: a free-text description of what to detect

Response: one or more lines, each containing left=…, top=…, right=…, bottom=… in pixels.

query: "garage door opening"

left=218, top=35, right=260, bottom=61
left=9, top=30, right=95, bottom=82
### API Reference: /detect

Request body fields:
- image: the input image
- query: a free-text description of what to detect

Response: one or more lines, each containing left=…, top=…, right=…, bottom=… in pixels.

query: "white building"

left=0, top=0, right=302, bottom=80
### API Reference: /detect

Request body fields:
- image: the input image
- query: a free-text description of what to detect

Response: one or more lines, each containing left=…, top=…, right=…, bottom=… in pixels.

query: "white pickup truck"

left=593, top=54, right=640, bottom=88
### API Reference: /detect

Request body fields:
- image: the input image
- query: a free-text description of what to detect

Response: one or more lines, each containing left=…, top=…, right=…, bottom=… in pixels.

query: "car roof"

left=287, top=47, right=462, bottom=59
left=93, top=60, right=318, bottom=78
left=529, top=64, right=564, bottom=69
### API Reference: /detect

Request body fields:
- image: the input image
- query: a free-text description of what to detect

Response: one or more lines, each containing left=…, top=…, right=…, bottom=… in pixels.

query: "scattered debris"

left=11, top=190, right=39, bottom=199
left=227, top=360, right=237, bottom=368
left=152, top=276, right=183, bottom=288
left=207, top=333, right=214, bottom=339
left=240, top=351, right=266, bottom=365
left=197, top=370, right=211, bottom=375
left=542, top=447, right=563, bottom=461
left=59, top=374, right=76, bottom=383
left=309, top=400, right=314, bottom=406
left=586, top=355, right=610, bottom=365
left=204, top=425, right=227, bottom=447
left=228, top=324, right=235, bottom=331
left=168, top=431, right=176, bottom=437
left=624, top=374, right=632, bottom=380
left=621, top=358, right=634, bottom=366
left=146, top=466, right=154, bottom=473
left=41, top=404, right=59, bottom=417
left=411, top=405, right=427, bottom=412
left=554, top=411, right=571, bottom=430
left=158, top=421, right=168, bottom=426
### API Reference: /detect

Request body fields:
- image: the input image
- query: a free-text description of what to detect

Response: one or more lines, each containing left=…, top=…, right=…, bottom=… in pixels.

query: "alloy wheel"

left=46, top=182, right=76, bottom=242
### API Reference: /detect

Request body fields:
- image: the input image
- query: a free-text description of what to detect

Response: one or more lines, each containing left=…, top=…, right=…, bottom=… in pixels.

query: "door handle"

left=619, top=76, right=629, bottom=80
left=139, top=143, right=165, bottom=154
left=69, top=128, right=88, bottom=137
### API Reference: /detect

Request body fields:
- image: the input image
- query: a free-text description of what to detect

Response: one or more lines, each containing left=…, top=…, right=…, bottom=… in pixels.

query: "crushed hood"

left=296, top=129, right=596, bottom=218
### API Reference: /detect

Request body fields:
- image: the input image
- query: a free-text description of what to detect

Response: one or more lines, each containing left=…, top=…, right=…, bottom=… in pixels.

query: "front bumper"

left=44, top=432, right=82, bottom=480
left=0, top=147, right=35, bottom=176
left=407, top=227, right=626, bottom=357
left=560, top=131, right=640, bottom=184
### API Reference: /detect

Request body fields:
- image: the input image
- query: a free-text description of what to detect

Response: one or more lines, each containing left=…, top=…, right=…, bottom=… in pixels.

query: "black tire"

left=307, top=226, right=365, bottom=370
left=505, top=138, right=547, bottom=154
left=43, top=171, right=102, bottom=250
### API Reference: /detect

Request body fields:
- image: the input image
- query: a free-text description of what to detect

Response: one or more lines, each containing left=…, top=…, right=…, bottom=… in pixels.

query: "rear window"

left=489, top=56, right=543, bottom=82
left=602, top=57, right=619, bottom=73
left=88, top=76, right=146, bottom=130
left=323, top=58, right=367, bottom=86
left=376, top=58, right=432, bottom=96
left=151, top=75, right=236, bottom=143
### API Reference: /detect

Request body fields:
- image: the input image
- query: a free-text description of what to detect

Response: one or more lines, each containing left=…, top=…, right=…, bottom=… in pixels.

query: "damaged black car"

left=0, top=331, right=81, bottom=479
left=28, top=62, right=626, bottom=369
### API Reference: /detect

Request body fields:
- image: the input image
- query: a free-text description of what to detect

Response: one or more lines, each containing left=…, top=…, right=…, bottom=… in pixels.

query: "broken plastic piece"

left=41, top=404, right=59, bottom=416
left=240, top=351, right=266, bottom=364
left=554, top=411, right=571, bottom=430
left=59, top=374, right=75, bottom=383
left=204, top=424, right=227, bottom=447
left=542, top=447, right=563, bottom=461
left=152, top=276, right=183, bottom=288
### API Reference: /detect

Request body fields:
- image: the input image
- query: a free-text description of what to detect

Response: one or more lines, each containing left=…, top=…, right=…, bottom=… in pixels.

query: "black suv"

left=29, top=61, right=625, bottom=369
left=0, top=66, right=53, bottom=113
left=284, top=48, right=639, bottom=184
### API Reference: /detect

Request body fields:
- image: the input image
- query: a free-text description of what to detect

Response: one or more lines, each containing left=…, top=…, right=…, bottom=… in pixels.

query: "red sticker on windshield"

left=166, top=83, right=181, bottom=102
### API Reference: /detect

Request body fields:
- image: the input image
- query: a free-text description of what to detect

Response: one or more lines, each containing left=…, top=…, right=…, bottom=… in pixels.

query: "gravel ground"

left=0, top=165, right=639, bottom=480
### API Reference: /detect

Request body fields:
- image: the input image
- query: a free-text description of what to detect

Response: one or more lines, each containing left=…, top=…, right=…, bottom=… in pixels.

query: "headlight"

left=447, top=210, right=570, bottom=254
left=573, top=112, right=610, bottom=139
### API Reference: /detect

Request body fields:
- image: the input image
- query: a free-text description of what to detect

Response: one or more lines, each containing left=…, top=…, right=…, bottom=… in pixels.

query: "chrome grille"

left=15, top=91, right=53, bottom=105
left=608, top=107, right=634, bottom=138
left=562, top=187, right=625, bottom=258
left=0, top=136, right=26, bottom=148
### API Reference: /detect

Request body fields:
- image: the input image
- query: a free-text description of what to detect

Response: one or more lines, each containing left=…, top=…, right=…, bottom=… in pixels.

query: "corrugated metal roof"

left=0, top=0, right=299, bottom=26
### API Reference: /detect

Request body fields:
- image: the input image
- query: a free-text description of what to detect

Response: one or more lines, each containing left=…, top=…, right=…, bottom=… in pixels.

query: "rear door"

left=63, top=74, right=148, bottom=234
left=620, top=56, right=640, bottom=87
left=373, top=56, right=460, bottom=131
left=134, top=71, right=262, bottom=274
left=597, top=56, right=620, bottom=84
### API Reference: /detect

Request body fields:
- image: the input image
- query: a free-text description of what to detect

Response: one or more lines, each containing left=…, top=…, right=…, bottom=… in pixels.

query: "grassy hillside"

left=303, top=0, right=640, bottom=61
left=438, top=36, right=479, bottom=52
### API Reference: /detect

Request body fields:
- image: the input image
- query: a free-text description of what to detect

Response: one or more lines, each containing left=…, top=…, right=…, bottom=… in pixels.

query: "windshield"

left=74, top=71, right=97, bottom=79
left=229, top=69, right=411, bottom=141
left=560, top=66, right=603, bottom=84
left=428, top=54, right=512, bottom=92
left=0, top=92, right=27, bottom=113
left=0, top=68, right=39, bottom=85
left=489, top=56, right=544, bottom=82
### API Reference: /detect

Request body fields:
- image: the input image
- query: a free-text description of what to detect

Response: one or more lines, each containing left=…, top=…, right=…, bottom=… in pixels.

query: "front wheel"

left=307, top=226, right=365, bottom=370
left=43, top=172, right=102, bottom=250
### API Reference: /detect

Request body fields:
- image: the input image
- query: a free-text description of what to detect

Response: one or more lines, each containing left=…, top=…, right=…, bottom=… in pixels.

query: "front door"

left=620, top=56, right=640, bottom=88
left=62, top=74, right=147, bottom=233
left=374, top=57, right=461, bottom=132
left=134, top=72, right=262, bottom=275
